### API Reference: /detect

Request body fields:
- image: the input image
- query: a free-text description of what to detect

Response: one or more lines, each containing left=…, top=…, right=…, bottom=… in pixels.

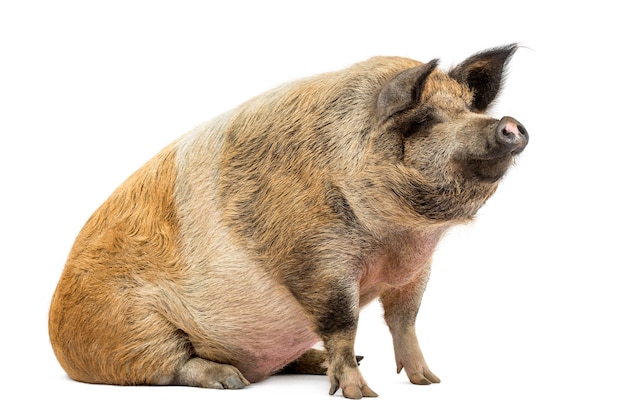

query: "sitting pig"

left=49, top=44, right=528, bottom=399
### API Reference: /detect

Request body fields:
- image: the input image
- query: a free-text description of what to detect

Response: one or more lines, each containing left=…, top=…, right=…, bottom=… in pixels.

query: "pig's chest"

left=359, top=228, right=446, bottom=304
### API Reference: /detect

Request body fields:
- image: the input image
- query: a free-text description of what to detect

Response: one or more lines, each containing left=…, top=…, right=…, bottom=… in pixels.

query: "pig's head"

left=372, top=44, right=528, bottom=222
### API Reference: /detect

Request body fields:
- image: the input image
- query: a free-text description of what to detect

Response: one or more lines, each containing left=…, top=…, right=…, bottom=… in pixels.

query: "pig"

left=49, top=44, right=528, bottom=399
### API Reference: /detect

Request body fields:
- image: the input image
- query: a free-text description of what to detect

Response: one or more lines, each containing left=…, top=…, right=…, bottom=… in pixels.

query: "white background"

left=1, top=1, right=624, bottom=409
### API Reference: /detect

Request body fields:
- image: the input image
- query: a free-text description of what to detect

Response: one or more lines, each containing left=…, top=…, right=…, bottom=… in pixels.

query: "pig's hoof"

left=407, top=369, right=441, bottom=385
left=174, top=357, right=250, bottom=389
left=343, top=384, right=378, bottom=399
left=328, top=367, right=378, bottom=399
left=329, top=381, right=378, bottom=399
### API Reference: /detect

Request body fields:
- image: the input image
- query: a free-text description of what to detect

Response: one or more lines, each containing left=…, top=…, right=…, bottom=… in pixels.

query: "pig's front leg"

left=380, top=270, right=440, bottom=385
left=286, top=266, right=377, bottom=399
left=324, top=327, right=378, bottom=399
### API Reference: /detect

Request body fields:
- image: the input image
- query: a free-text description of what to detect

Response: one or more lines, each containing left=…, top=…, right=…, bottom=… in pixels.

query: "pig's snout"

left=496, top=116, right=528, bottom=155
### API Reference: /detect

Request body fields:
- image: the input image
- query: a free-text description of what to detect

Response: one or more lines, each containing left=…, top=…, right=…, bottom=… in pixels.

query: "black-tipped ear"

left=449, top=44, right=517, bottom=112
left=377, top=59, right=439, bottom=121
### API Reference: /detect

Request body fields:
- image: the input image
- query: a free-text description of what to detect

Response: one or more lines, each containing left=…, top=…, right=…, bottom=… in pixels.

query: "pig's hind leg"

left=170, top=357, right=250, bottom=389
left=278, top=348, right=364, bottom=376
left=278, top=348, right=329, bottom=375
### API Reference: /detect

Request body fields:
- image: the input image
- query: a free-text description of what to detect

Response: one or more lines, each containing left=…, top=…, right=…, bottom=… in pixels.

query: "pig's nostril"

left=502, top=122, right=519, bottom=137
left=496, top=116, right=529, bottom=154
left=499, top=125, right=517, bottom=142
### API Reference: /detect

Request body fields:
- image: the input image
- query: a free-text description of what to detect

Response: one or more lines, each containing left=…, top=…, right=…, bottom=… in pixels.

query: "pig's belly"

left=234, top=321, right=320, bottom=382
left=180, top=273, right=321, bottom=383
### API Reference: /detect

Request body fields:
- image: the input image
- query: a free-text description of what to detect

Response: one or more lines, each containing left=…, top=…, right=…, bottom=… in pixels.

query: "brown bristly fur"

left=49, top=144, right=191, bottom=385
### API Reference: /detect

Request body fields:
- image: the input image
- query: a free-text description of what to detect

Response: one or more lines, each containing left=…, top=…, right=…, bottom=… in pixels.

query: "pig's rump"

left=49, top=121, right=320, bottom=384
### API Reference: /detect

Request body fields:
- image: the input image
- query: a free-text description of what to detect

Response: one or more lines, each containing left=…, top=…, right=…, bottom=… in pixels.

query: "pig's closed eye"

left=404, top=115, right=435, bottom=137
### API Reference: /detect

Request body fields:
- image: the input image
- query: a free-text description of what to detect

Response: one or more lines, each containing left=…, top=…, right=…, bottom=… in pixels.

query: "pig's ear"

left=449, top=44, right=517, bottom=112
left=377, top=59, right=439, bottom=122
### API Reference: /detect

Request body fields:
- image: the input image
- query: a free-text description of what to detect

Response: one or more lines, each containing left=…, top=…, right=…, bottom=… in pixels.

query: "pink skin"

left=503, top=120, right=520, bottom=135
left=360, top=228, right=446, bottom=303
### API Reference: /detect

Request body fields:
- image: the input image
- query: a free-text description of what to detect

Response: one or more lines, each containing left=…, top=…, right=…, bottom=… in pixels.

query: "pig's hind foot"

left=278, top=348, right=364, bottom=375
left=173, top=357, right=250, bottom=389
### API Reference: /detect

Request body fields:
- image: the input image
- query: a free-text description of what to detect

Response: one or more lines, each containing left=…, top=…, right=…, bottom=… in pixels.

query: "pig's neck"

left=358, top=226, right=448, bottom=306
